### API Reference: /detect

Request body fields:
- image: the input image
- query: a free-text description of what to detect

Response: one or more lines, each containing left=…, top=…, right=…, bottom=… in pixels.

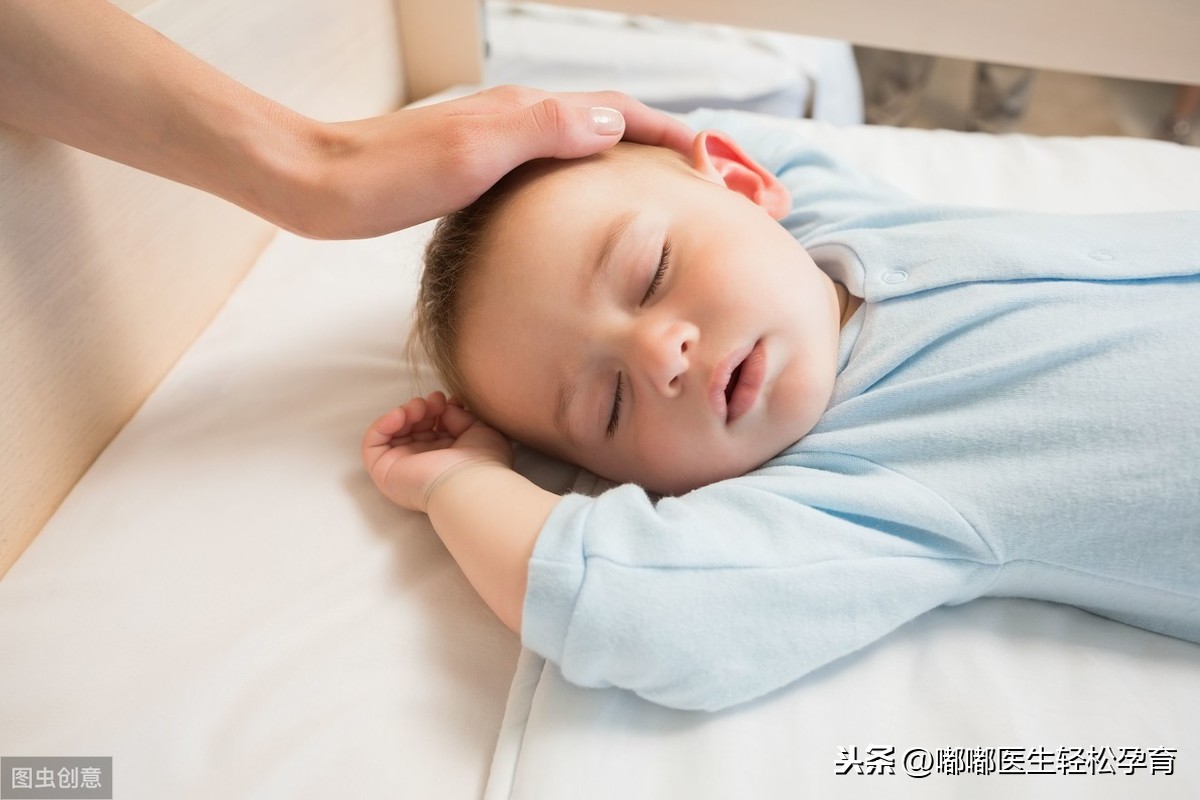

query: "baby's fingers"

left=363, top=406, right=408, bottom=468
left=400, top=391, right=454, bottom=432
left=365, top=405, right=408, bottom=444
left=362, top=397, right=432, bottom=461
left=438, top=403, right=480, bottom=438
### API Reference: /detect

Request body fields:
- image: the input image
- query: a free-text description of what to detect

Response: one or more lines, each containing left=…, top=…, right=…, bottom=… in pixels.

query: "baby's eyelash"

left=606, top=373, right=624, bottom=439
left=640, top=239, right=672, bottom=305
left=607, top=240, right=669, bottom=438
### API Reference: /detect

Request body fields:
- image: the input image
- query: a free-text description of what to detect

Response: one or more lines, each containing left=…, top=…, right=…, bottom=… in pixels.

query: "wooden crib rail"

left=398, top=0, right=1200, bottom=101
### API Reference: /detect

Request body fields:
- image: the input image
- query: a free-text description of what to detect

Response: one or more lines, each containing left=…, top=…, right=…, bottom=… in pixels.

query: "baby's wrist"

left=422, top=459, right=512, bottom=513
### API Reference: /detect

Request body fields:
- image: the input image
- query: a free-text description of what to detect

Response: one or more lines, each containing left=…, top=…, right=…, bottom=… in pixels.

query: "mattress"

left=2, top=107, right=1198, bottom=799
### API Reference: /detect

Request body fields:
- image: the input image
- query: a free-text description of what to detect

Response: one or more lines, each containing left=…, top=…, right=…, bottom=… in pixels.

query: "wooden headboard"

left=3, top=0, right=1197, bottom=577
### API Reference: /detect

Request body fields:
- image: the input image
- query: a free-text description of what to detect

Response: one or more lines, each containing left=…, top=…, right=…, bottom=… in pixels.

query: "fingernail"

left=589, top=106, right=624, bottom=136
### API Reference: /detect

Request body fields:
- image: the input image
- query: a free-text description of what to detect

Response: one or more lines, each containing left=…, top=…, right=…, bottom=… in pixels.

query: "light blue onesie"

left=521, top=110, right=1200, bottom=711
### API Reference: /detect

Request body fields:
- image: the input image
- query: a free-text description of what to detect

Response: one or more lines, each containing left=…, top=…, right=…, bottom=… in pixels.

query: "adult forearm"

left=426, top=465, right=559, bottom=634
left=2, top=4, right=697, bottom=239
left=0, top=1, right=322, bottom=232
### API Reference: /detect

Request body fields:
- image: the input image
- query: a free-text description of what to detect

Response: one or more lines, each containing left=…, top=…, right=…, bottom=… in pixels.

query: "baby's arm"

left=361, top=393, right=557, bottom=632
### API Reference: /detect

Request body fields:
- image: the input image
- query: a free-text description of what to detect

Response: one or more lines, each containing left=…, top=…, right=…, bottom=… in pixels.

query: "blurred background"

left=877, top=54, right=1196, bottom=144
left=481, top=1, right=1198, bottom=145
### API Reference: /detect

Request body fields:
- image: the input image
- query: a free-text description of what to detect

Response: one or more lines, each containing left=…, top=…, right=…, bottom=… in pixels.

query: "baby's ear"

left=691, top=130, right=790, bottom=220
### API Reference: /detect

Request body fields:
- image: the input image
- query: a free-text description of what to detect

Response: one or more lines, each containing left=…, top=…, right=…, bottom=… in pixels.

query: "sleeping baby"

left=362, top=109, right=1200, bottom=711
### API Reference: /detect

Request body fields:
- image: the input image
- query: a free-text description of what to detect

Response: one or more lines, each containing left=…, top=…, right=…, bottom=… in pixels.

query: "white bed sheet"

left=0, top=219, right=579, bottom=798
left=483, top=116, right=1200, bottom=800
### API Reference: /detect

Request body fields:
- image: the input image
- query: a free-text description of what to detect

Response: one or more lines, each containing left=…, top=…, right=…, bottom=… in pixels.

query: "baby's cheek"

left=635, top=440, right=727, bottom=495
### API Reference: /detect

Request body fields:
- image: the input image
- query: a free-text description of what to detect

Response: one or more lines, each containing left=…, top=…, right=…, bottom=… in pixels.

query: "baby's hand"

left=362, top=392, right=514, bottom=513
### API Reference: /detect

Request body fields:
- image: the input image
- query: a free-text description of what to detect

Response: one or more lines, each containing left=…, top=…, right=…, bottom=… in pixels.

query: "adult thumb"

left=498, top=98, right=627, bottom=164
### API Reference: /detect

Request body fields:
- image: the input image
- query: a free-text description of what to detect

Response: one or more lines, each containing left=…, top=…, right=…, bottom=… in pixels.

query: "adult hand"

left=0, top=2, right=692, bottom=241
left=294, top=86, right=695, bottom=238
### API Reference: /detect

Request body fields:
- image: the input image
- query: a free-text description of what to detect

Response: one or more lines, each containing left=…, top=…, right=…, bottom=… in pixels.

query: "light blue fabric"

left=521, top=110, right=1200, bottom=711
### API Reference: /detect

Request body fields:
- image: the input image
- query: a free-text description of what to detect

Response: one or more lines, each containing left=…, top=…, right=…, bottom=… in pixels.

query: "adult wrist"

left=238, top=112, right=349, bottom=238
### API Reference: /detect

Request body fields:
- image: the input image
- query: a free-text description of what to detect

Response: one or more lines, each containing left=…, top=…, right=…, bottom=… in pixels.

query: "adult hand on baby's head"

left=362, top=392, right=513, bottom=514
left=460, top=84, right=695, bottom=165
left=296, top=85, right=694, bottom=238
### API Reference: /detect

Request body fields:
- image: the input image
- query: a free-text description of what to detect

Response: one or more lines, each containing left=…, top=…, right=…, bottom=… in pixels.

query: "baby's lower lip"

left=726, top=339, right=766, bottom=425
left=710, top=343, right=750, bottom=421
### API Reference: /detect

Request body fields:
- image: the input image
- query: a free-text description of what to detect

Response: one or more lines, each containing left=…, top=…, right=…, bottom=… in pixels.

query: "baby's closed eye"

left=640, top=239, right=672, bottom=305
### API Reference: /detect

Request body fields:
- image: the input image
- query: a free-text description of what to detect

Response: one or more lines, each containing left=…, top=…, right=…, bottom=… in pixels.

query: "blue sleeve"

left=683, top=108, right=918, bottom=243
left=521, top=457, right=998, bottom=711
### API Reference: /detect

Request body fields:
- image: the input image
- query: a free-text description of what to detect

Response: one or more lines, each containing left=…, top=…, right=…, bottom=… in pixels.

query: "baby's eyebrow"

left=553, top=378, right=581, bottom=450
left=586, top=210, right=638, bottom=297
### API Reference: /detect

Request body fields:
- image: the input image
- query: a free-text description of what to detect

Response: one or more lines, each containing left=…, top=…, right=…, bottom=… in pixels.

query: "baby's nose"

left=634, top=320, right=697, bottom=396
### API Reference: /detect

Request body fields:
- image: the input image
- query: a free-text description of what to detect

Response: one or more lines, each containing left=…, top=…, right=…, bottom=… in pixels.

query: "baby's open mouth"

left=724, top=363, right=744, bottom=406
left=710, top=339, right=765, bottom=424
left=727, top=339, right=767, bottom=425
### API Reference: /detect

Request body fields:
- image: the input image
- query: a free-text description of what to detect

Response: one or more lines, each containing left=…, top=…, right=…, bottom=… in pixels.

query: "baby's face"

left=458, top=136, right=843, bottom=495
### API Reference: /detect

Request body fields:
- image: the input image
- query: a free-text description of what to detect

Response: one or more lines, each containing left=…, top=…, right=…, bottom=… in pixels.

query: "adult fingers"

left=481, top=96, right=627, bottom=167
left=482, top=94, right=695, bottom=168
left=558, top=90, right=694, bottom=155
left=462, top=86, right=694, bottom=155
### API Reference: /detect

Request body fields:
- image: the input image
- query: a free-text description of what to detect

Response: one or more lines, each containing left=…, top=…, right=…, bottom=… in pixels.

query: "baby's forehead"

left=502, top=145, right=693, bottom=223
left=539, top=142, right=690, bottom=187
left=595, top=141, right=690, bottom=168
